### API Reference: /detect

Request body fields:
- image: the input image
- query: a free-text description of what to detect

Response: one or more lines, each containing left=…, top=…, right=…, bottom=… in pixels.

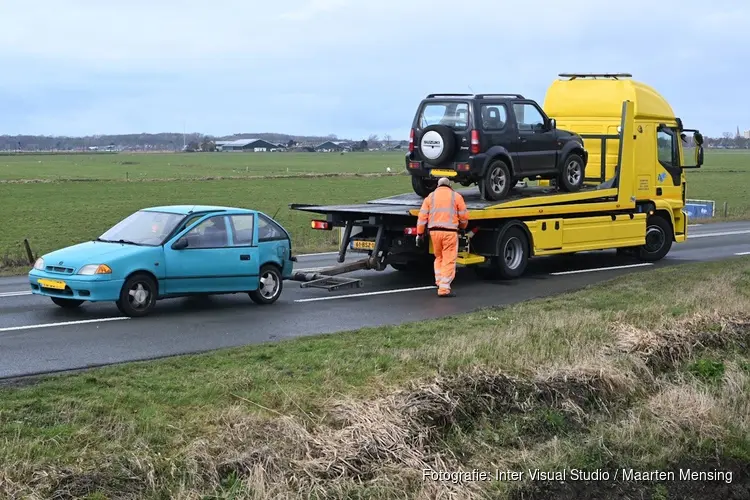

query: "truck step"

left=299, top=275, right=364, bottom=291
left=457, top=252, right=486, bottom=265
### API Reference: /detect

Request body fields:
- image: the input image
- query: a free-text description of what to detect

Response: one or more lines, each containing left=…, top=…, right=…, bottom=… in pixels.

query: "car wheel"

left=249, top=265, right=283, bottom=305
left=558, top=153, right=585, bottom=192
left=637, top=215, right=673, bottom=262
left=51, top=297, right=84, bottom=308
left=116, top=273, right=157, bottom=317
left=482, top=159, right=512, bottom=201
left=411, top=175, right=437, bottom=198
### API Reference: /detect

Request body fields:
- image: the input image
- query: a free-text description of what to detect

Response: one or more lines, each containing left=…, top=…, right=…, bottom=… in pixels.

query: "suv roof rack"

left=558, top=73, right=633, bottom=80
left=426, top=93, right=473, bottom=98
left=475, top=93, right=525, bottom=99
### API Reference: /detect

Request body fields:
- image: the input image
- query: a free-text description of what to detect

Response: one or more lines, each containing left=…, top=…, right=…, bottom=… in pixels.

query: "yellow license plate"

left=430, top=169, right=458, bottom=177
left=352, top=240, right=375, bottom=250
left=38, top=278, right=67, bottom=290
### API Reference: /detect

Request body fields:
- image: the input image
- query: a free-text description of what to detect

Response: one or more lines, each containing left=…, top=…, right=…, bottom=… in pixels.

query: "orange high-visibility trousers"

left=430, top=230, right=458, bottom=295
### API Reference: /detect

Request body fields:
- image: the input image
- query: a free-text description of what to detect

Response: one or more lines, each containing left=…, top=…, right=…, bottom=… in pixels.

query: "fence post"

left=23, top=239, right=34, bottom=264
left=723, top=201, right=728, bottom=218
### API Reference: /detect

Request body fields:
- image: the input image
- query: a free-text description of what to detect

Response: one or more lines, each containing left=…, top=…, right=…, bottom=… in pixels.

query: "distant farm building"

left=216, top=139, right=283, bottom=152
left=315, top=141, right=349, bottom=152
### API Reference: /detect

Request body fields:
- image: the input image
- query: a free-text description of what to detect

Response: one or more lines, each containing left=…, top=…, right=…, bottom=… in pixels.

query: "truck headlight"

left=78, top=264, right=112, bottom=275
left=33, top=258, right=44, bottom=270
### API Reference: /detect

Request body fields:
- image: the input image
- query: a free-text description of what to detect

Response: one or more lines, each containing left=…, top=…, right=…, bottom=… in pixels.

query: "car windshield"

left=97, top=210, right=184, bottom=246
left=418, top=101, right=469, bottom=130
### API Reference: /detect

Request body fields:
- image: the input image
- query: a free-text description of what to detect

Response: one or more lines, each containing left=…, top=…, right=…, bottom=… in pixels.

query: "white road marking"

left=688, top=224, right=701, bottom=227
left=0, top=317, right=130, bottom=333
left=735, top=251, right=750, bottom=256
left=295, top=285, right=436, bottom=303
left=0, top=291, right=32, bottom=298
left=550, top=263, right=654, bottom=276
left=688, top=230, right=750, bottom=238
left=296, top=251, right=338, bottom=257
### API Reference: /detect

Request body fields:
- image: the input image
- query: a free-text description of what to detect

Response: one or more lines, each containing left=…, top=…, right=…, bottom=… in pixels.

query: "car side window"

left=229, top=214, right=255, bottom=246
left=657, top=127, right=679, bottom=167
left=184, top=215, right=229, bottom=248
left=480, top=104, right=508, bottom=131
left=513, top=103, right=545, bottom=131
left=258, top=214, right=286, bottom=242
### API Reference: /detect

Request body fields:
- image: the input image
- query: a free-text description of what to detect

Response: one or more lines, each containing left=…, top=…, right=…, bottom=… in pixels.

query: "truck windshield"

left=419, top=102, right=469, bottom=130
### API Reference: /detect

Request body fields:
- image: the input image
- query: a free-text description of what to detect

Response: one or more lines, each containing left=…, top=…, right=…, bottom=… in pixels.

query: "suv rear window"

left=418, top=102, right=469, bottom=131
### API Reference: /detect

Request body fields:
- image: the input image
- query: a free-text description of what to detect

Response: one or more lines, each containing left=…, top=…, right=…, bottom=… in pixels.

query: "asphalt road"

left=1, top=222, right=749, bottom=380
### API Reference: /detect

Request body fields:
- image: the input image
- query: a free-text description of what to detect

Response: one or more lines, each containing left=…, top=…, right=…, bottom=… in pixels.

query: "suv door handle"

left=240, top=254, right=251, bottom=261
left=519, top=137, right=527, bottom=142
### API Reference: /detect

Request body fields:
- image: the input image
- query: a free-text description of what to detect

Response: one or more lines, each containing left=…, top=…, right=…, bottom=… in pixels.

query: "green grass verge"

left=1, top=258, right=748, bottom=499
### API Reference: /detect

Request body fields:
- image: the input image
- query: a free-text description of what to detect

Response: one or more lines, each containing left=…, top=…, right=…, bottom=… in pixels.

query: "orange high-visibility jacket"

left=416, top=186, right=469, bottom=235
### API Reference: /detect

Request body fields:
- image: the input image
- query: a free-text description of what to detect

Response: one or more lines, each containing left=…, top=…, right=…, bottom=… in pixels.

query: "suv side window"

left=657, top=127, right=679, bottom=167
left=513, top=103, right=545, bottom=131
left=480, top=104, right=508, bottom=131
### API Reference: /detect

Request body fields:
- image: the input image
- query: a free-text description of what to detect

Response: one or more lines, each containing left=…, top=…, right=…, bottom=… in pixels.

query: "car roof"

left=142, top=205, right=253, bottom=215
left=423, top=93, right=526, bottom=101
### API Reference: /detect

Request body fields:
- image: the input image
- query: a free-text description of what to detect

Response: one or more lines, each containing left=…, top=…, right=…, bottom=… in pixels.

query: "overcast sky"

left=1, top=0, right=748, bottom=139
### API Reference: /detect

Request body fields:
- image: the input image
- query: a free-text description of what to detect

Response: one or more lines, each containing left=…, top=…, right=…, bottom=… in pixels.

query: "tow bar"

left=290, top=256, right=380, bottom=291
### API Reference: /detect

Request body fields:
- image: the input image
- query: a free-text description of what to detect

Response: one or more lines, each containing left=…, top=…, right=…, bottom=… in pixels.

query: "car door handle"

left=240, top=254, right=251, bottom=261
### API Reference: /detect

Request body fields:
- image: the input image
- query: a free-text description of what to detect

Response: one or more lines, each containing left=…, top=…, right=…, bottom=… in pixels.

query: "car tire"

left=474, top=226, right=529, bottom=280
left=116, top=273, right=157, bottom=317
left=411, top=175, right=437, bottom=198
left=51, top=297, right=84, bottom=309
left=637, top=215, right=673, bottom=262
left=418, top=125, right=456, bottom=166
left=481, top=159, right=512, bottom=201
left=249, top=264, right=283, bottom=305
left=558, top=153, right=585, bottom=192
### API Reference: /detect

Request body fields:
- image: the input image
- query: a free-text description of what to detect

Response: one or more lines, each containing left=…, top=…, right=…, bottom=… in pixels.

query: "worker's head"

left=437, top=177, right=451, bottom=187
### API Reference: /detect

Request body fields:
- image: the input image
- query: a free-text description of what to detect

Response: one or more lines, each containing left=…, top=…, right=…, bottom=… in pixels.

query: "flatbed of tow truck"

left=289, top=96, right=703, bottom=291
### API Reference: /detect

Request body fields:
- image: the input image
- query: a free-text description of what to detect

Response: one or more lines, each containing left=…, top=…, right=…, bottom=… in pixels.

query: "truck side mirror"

left=694, top=132, right=703, bottom=146
left=695, top=146, right=704, bottom=166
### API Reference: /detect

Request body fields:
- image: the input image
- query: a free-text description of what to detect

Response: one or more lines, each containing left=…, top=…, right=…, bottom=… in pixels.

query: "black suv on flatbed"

left=405, top=93, right=588, bottom=201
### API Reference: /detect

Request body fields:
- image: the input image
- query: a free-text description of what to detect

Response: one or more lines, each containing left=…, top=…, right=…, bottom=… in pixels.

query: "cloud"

left=0, top=0, right=748, bottom=137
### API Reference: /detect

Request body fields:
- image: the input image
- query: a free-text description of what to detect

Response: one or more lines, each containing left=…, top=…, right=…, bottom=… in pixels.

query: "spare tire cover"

left=420, top=130, right=445, bottom=161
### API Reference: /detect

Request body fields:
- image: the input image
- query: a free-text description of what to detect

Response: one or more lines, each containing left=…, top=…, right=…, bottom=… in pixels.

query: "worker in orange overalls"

left=415, top=177, right=469, bottom=297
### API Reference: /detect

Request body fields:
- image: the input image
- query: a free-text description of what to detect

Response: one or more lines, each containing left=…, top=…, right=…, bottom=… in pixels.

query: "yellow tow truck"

left=290, top=73, right=705, bottom=289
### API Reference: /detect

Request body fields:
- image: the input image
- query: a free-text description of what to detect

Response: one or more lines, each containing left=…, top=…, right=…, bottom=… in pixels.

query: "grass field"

left=1, top=258, right=748, bottom=499
left=1, top=149, right=748, bottom=271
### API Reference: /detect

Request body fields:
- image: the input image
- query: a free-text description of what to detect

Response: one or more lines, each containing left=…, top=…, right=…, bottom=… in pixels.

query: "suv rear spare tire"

left=558, top=153, right=585, bottom=192
left=418, top=125, right=456, bottom=166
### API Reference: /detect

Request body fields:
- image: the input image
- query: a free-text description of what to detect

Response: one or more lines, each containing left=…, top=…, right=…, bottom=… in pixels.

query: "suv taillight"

left=409, top=129, right=414, bottom=152
left=470, top=129, right=480, bottom=154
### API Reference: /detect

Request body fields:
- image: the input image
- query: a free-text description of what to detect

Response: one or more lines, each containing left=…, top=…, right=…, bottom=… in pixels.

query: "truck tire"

left=412, top=175, right=437, bottom=198
left=474, top=226, right=529, bottom=280
left=558, top=153, right=585, bottom=192
left=418, top=125, right=456, bottom=166
left=637, top=215, right=672, bottom=262
left=481, top=159, right=512, bottom=201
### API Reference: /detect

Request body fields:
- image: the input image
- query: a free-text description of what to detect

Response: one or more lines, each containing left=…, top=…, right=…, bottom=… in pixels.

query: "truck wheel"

left=249, top=265, right=283, bottom=305
left=637, top=215, right=672, bottom=262
left=558, top=153, right=585, bottom=192
left=51, top=297, right=84, bottom=308
left=116, top=273, right=157, bottom=317
left=474, top=226, right=529, bottom=280
left=482, top=159, right=512, bottom=201
left=411, top=176, right=437, bottom=198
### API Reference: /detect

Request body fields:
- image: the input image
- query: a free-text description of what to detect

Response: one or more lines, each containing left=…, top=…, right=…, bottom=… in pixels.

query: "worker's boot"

left=439, top=291, right=456, bottom=298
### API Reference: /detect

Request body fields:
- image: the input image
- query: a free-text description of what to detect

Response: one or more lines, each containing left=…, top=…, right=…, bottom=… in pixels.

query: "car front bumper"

left=29, top=270, right=124, bottom=302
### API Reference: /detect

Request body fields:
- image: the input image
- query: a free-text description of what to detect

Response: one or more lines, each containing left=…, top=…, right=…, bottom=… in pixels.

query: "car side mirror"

left=172, top=237, right=188, bottom=250
left=549, top=118, right=556, bottom=130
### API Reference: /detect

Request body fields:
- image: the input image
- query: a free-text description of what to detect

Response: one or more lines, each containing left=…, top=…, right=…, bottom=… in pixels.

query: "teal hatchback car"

left=28, top=205, right=296, bottom=317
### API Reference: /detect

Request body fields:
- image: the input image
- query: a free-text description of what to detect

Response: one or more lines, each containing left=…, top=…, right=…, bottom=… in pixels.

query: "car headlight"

left=33, top=258, right=44, bottom=270
left=78, top=264, right=113, bottom=275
